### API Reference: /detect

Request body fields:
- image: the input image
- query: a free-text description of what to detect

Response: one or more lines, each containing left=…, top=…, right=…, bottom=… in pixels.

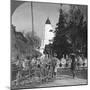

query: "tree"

left=67, top=5, right=87, bottom=56
left=26, top=32, right=41, bottom=49
left=52, top=8, right=71, bottom=58
left=59, top=5, right=87, bottom=57
left=55, top=8, right=66, bottom=34
left=52, top=5, right=87, bottom=58
left=11, top=24, right=42, bottom=63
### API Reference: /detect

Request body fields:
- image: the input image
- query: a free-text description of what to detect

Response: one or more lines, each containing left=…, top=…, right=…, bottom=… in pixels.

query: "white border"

left=19, top=0, right=88, bottom=5
left=0, top=0, right=89, bottom=90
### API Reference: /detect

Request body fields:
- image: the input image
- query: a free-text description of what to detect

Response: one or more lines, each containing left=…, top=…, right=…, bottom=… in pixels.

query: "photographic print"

left=11, top=0, right=88, bottom=89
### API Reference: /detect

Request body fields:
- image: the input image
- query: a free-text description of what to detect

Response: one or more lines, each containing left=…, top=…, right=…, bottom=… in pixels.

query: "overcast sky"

left=12, top=1, right=71, bottom=39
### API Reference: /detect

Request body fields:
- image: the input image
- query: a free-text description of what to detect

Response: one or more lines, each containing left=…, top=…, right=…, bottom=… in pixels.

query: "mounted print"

left=11, top=0, right=88, bottom=89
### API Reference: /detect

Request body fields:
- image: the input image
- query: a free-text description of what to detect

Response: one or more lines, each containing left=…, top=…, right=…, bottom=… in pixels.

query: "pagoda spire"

left=45, top=17, right=51, bottom=24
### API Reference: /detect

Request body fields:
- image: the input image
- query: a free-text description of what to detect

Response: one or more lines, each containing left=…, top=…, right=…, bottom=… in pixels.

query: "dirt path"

left=37, top=75, right=87, bottom=87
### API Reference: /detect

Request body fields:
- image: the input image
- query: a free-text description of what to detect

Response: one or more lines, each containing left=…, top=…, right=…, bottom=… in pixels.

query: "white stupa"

left=44, top=18, right=54, bottom=46
left=39, top=18, right=54, bottom=54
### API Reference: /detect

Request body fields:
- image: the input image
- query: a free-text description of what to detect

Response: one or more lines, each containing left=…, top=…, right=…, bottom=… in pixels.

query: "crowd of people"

left=12, top=53, right=87, bottom=86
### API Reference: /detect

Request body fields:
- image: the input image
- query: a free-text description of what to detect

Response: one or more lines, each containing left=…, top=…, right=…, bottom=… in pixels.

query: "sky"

left=12, top=1, right=70, bottom=40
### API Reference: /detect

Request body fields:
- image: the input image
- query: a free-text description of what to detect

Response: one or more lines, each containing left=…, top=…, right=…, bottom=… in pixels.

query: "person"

left=61, top=55, right=66, bottom=68
left=70, top=54, right=76, bottom=79
left=51, top=56, right=57, bottom=78
left=54, top=57, right=60, bottom=76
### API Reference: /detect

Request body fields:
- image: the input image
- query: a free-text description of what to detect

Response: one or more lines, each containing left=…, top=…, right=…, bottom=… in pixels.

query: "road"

left=37, top=75, right=87, bottom=88
left=11, top=69, right=87, bottom=89
left=11, top=75, right=87, bottom=90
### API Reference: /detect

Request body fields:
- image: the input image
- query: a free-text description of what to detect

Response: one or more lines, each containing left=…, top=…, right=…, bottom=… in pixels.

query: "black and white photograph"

left=11, top=0, right=88, bottom=89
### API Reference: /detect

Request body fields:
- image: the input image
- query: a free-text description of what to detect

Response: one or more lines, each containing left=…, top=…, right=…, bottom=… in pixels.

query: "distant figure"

left=22, top=58, right=29, bottom=70
left=70, top=54, right=76, bottom=79
left=54, top=57, right=60, bottom=76
left=51, top=56, right=57, bottom=77
left=79, top=56, right=83, bottom=67
left=31, top=57, right=36, bottom=65
left=61, top=55, right=66, bottom=68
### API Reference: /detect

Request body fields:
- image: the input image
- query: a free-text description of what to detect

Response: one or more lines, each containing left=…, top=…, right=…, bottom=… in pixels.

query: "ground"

left=11, top=68, right=87, bottom=90
left=37, top=75, right=87, bottom=88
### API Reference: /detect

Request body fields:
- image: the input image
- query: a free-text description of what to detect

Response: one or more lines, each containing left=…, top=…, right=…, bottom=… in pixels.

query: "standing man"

left=70, top=54, right=76, bottom=79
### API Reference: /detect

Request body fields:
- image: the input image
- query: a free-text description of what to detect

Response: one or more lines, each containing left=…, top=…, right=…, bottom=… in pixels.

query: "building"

left=39, top=18, right=54, bottom=54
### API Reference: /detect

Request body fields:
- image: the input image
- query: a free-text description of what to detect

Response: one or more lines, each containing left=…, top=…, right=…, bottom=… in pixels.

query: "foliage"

left=11, top=24, right=42, bottom=62
left=67, top=5, right=87, bottom=56
left=52, top=8, right=72, bottom=58
left=52, top=5, right=87, bottom=58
